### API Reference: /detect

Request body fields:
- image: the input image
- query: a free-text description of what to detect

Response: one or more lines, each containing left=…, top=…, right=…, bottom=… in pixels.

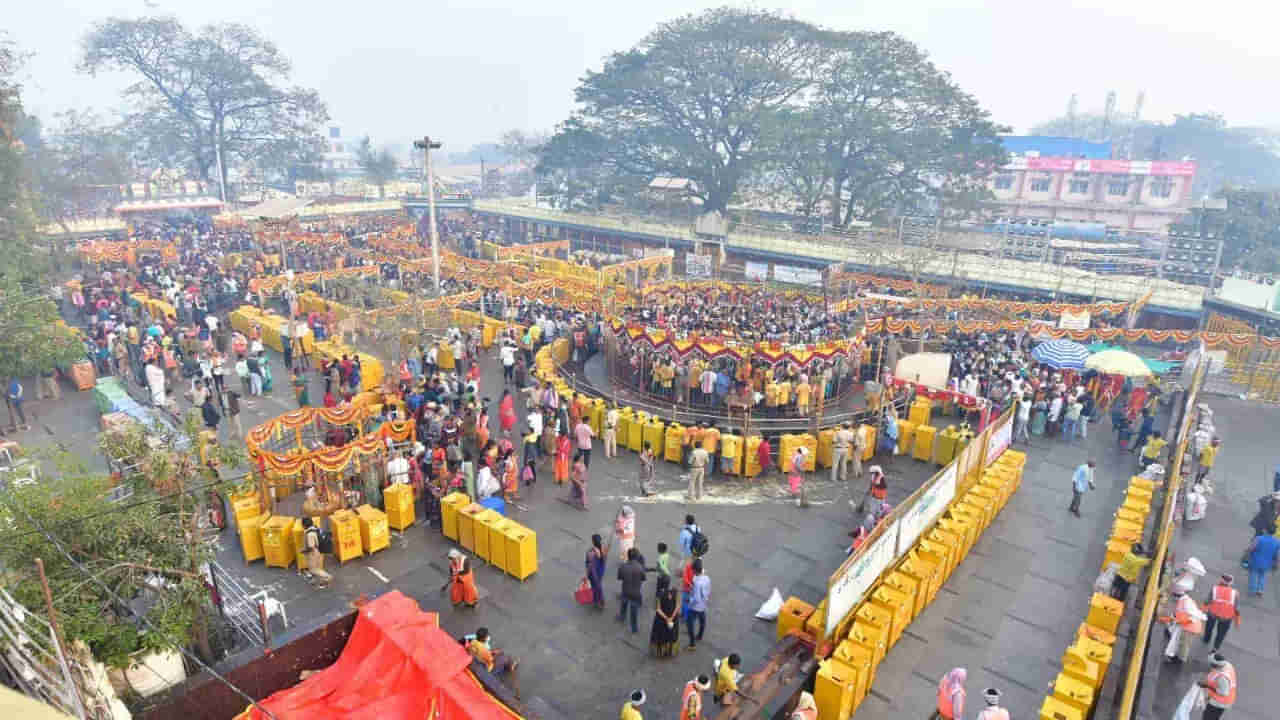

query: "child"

left=522, top=457, right=536, bottom=487
left=654, top=542, right=671, bottom=578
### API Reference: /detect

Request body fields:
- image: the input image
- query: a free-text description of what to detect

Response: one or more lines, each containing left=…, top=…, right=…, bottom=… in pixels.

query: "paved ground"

left=10, top=346, right=1279, bottom=720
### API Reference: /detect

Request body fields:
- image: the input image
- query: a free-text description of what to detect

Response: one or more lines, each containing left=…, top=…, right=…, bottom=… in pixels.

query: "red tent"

left=240, top=591, right=522, bottom=720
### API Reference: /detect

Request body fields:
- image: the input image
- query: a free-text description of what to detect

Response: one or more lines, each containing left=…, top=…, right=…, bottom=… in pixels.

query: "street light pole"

left=414, top=136, right=444, bottom=296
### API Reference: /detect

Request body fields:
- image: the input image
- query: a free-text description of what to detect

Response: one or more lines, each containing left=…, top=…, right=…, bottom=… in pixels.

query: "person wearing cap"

left=679, top=674, right=711, bottom=720
left=1161, top=587, right=1206, bottom=663
left=974, top=688, right=1009, bottom=720
left=1196, top=437, right=1221, bottom=483
left=1203, top=575, right=1241, bottom=653
left=1110, top=543, right=1150, bottom=604
left=855, top=465, right=887, bottom=514
left=688, top=440, right=710, bottom=502
left=1198, top=653, right=1237, bottom=719
left=1069, top=460, right=1096, bottom=517
left=832, top=421, right=856, bottom=485
left=620, top=689, right=645, bottom=720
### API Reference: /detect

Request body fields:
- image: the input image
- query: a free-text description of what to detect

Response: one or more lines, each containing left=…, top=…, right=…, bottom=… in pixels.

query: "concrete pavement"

left=16, top=345, right=1280, bottom=719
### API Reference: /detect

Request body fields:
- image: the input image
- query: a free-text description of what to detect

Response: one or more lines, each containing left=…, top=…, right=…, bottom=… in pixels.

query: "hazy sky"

left=8, top=0, right=1276, bottom=153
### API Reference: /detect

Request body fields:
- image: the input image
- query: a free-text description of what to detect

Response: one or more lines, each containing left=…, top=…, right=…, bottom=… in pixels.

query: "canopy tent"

left=1085, top=344, right=1179, bottom=375
left=1030, top=339, right=1090, bottom=370
left=1085, top=348, right=1154, bottom=377
left=240, top=591, right=520, bottom=720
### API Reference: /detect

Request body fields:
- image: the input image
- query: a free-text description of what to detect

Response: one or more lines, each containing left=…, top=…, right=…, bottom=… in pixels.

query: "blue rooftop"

left=1000, top=135, right=1112, bottom=159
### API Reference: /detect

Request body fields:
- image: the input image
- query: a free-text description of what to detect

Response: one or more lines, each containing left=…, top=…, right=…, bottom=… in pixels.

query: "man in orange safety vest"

left=1203, top=574, right=1241, bottom=654
left=1198, top=653, right=1236, bottom=720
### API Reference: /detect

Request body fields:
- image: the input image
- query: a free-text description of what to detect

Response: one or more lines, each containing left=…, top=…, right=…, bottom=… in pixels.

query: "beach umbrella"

left=1085, top=349, right=1153, bottom=377
left=1030, top=339, right=1091, bottom=370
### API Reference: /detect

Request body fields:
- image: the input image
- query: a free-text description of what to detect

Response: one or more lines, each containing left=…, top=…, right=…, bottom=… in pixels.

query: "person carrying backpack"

left=301, top=518, right=331, bottom=588
left=679, top=515, right=709, bottom=559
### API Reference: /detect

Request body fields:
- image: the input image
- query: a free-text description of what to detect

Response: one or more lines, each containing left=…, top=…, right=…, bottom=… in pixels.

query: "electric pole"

left=414, top=136, right=443, bottom=295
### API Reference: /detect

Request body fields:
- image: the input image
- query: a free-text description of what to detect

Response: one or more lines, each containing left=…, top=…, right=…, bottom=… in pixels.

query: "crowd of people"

left=44, top=217, right=1267, bottom=720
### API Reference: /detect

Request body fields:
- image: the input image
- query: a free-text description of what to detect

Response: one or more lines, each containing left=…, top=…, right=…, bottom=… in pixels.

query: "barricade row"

left=1039, top=470, right=1158, bottom=720
left=775, top=449, right=1028, bottom=720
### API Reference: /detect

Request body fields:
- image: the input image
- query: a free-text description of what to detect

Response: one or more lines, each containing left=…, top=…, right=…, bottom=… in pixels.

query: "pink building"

left=985, top=157, right=1197, bottom=231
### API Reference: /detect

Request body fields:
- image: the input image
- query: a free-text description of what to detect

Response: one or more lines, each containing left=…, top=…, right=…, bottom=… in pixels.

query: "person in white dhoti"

left=145, top=359, right=166, bottom=407
left=1163, top=589, right=1206, bottom=664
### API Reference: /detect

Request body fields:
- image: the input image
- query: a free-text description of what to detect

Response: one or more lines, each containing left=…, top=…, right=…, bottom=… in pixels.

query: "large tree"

left=79, top=17, right=328, bottom=198
left=26, top=109, right=133, bottom=229
left=801, top=31, right=1006, bottom=226
left=0, top=36, right=88, bottom=379
left=554, top=7, right=822, bottom=214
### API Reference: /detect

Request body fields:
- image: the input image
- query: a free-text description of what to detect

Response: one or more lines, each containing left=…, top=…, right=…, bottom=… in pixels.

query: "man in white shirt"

left=500, top=342, right=516, bottom=384
left=476, top=464, right=500, bottom=499
left=205, top=314, right=219, bottom=333
left=387, top=452, right=411, bottom=484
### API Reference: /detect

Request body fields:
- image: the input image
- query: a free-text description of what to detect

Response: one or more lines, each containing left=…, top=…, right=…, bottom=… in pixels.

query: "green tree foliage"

left=0, top=36, right=88, bottom=378
left=356, top=136, right=398, bottom=198
left=539, top=9, right=1004, bottom=225
left=79, top=17, right=329, bottom=196
left=1031, top=111, right=1280, bottom=197
left=0, top=411, right=246, bottom=668
left=25, top=109, right=133, bottom=229
left=1214, top=188, right=1280, bottom=272
left=801, top=31, right=1007, bottom=225
left=549, top=7, right=822, bottom=214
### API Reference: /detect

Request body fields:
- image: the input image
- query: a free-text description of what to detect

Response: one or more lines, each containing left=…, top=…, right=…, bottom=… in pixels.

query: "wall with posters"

left=826, top=520, right=900, bottom=637
left=684, top=252, right=712, bottom=278
left=774, top=264, right=822, bottom=286
left=895, top=464, right=957, bottom=556
left=824, top=406, right=1015, bottom=641
left=984, top=414, right=1012, bottom=468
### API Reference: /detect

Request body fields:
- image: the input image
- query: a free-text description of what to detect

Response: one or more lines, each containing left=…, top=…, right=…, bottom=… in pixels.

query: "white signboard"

left=895, top=463, right=957, bottom=557
left=1058, top=310, right=1091, bottom=330
left=745, top=261, right=770, bottom=282
left=685, top=253, right=712, bottom=278
left=985, top=418, right=1012, bottom=468
left=826, top=520, right=900, bottom=637
left=774, top=264, right=822, bottom=287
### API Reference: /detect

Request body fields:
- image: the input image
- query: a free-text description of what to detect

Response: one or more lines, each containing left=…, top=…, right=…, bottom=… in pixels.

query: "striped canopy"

left=1031, top=339, right=1091, bottom=370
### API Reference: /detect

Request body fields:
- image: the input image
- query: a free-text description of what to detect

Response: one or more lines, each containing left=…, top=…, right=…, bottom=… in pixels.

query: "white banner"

left=774, top=264, right=822, bottom=286
left=685, top=253, right=712, bottom=278
left=1058, top=310, right=1091, bottom=330
left=985, top=418, right=1012, bottom=467
left=745, top=261, right=769, bottom=282
left=826, top=520, right=899, bottom=637
left=895, top=463, right=957, bottom=557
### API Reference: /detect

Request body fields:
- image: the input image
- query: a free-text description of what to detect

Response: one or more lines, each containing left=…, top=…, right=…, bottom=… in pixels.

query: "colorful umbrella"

left=1031, top=339, right=1091, bottom=370
left=1085, top=349, right=1153, bottom=377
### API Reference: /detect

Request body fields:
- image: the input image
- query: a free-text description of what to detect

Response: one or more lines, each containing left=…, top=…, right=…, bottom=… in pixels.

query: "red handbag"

left=574, top=577, right=594, bottom=605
